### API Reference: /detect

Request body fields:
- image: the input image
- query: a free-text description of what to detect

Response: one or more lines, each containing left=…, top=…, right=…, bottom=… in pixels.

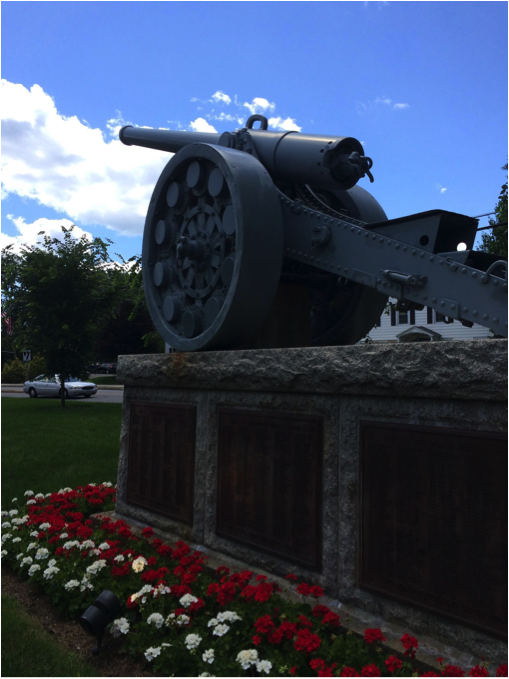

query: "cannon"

left=120, top=115, right=508, bottom=351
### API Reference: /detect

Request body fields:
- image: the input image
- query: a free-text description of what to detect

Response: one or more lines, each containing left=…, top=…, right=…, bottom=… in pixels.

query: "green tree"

left=1, top=226, right=121, bottom=407
left=480, top=163, right=508, bottom=257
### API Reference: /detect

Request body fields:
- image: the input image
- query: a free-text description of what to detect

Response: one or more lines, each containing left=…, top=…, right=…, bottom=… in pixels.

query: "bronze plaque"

left=360, top=422, right=508, bottom=637
left=127, top=401, right=196, bottom=524
left=217, top=408, right=323, bottom=570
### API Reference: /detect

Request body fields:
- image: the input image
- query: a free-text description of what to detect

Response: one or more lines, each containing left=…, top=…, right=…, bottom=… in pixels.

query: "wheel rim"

left=143, top=143, right=284, bottom=351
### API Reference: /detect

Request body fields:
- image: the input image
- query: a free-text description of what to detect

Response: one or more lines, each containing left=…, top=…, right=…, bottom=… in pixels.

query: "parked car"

left=96, top=363, right=117, bottom=374
left=23, top=375, right=98, bottom=399
left=85, top=363, right=101, bottom=373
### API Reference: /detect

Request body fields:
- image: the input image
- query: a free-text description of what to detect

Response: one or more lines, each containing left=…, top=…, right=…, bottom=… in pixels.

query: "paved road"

left=1, top=386, right=124, bottom=404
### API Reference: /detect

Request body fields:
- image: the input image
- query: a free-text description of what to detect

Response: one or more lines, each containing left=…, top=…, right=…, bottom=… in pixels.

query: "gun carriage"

left=120, top=115, right=508, bottom=351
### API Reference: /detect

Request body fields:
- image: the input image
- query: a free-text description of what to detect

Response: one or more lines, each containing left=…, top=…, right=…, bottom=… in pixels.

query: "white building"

left=363, top=301, right=493, bottom=343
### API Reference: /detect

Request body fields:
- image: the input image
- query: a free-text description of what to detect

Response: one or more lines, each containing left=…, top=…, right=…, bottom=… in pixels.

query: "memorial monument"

left=115, top=116, right=507, bottom=661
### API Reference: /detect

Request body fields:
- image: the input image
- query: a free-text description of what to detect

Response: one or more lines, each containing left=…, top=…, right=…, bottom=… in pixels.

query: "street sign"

left=22, top=350, right=32, bottom=363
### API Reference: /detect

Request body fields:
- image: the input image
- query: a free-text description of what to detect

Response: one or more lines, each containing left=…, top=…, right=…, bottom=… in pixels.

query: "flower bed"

left=1, top=484, right=507, bottom=678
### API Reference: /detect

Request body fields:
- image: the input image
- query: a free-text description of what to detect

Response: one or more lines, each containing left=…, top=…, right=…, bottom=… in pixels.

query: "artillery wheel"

left=305, top=185, right=389, bottom=346
left=143, top=143, right=284, bottom=351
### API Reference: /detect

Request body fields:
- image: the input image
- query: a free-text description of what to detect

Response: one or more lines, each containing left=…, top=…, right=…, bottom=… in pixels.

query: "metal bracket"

left=382, top=270, right=427, bottom=287
left=311, top=224, right=330, bottom=248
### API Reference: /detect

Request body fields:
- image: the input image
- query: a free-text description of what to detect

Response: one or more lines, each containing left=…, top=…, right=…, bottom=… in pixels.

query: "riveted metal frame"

left=280, top=194, right=508, bottom=335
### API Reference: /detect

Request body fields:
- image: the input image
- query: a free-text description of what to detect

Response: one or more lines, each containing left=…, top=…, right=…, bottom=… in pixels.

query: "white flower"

left=35, top=548, right=49, bottom=560
left=162, top=642, right=171, bottom=648
left=147, top=613, right=165, bottom=629
left=16, top=553, right=23, bottom=560
left=43, top=566, right=60, bottom=580
left=212, top=623, right=229, bottom=637
left=27, top=542, right=37, bottom=551
left=207, top=618, right=219, bottom=627
left=45, top=493, right=51, bottom=498
left=26, top=500, right=36, bottom=505
left=152, top=583, right=170, bottom=597
left=29, top=531, right=39, bottom=538
left=79, top=540, right=95, bottom=550
left=202, top=649, right=215, bottom=664
left=24, top=490, right=34, bottom=497
left=17, top=515, right=29, bottom=524
left=35, top=493, right=44, bottom=499
left=48, top=559, right=57, bottom=567
left=179, top=593, right=198, bottom=608
left=86, top=559, right=107, bottom=575
left=12, top=498, right=18, bottom=502
left=217, top=610, right=242, bottom=622
left=236, top=649, right=259, bottom=670
left=1, top=533, right=12, bottom=542
left=177, top=614, right=190, bottom=626
left=113, top=554, right=125, bottom=562
left=88, top=549, right=101, bottom=556
left=185, top=633, right=202, bottom=650
left=256, top=660, right=272, bottom=674
left=144, top=647, right=161, bottom=662
left=102, top=482, right=113, bottom=487
left=1, top=511, right=8, bottom=517
left=59, top=533, right=68, bottom=539
left=12, top=537, right=21, bottom=543
left=110, top=617, right=130, bottom=637
left=80, top=576, right=93, bottom=592
left=98, top=542, right=110, bottom=551
left=0, top=550, right=7, bottom=558
left=28, top=564, right=41, bottom=576
left=2, top=522, right=11, bottom=529
left=132, top=556, right=147, bottom=573
left=64, top=579, right=80, bottom=591
left=21, top=556, right=33, bottom=567
left=9, top=510, right=18, bottom=516
left=63, top=540, right=80, bottom=550
left=39, top=523, right=51, bottom=531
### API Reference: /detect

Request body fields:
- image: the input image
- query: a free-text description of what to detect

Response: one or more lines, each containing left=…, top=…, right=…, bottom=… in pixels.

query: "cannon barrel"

left=119, top=122, right=373, bottom=191
left=119, top=125, right=222, bottom=153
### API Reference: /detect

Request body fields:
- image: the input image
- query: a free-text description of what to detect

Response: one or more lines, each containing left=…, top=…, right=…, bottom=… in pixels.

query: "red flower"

left=294, top=628, right=321, bottom=653
left=206, top=583, right=220, bottom=597
left=385, top=656, right=403, bottom=673
left=310, top=659, right=326, bottom=671
left=420, top=673, right=440, bottom=677
left=126, top=595, right=138, bottom=608
left=218, top=581, right=237, bottom=605
left=267, top=629, right=284, bottom=644
left=361, top=665, right=381, bottom=677
left=252, top=635, right=262, bottom=645
left=216, top=565, right=230, bottom=576
left=255, top=615, right=275, bottom=634
left=152, top=538, right=162, bottom=548
left=467, top=668, right=488, bottom=678
left=310, top=585, right=324, bottom=598
left=111, top=563, right=130, bottom=578
left=117, top=526, right=132, bottom=538
left=322, top=611, right=341, bottom=627
left=313, top=604, right=330, bottom=618
left=340, top=668, right=360, bottom=677
left=496, top=665, right=508, bottom=677
left=147, top=556, right=157, bottom=567
left=279, top=621, right=298, bottom=639
left=157, top=544, right=172, bottom=557
left=285, top=573, right=298, bottom=581
left=441, top=666, right=465, bottom=677
left=141, top=526, right=154, bottom=538
left=290, top=669, right=297, bottom=677
left=364, top=628, right=386, bottom=644
left=400, top=633, right=418, bottom=657
left=296, top=582, right=312, bottom=597
left=189, top=598, right=205, bottom=614
left=297, top=614, right=313, bottom=628
left=141, top=569, right=160, bottom=583
left=255, top=574, right=268, bottom=581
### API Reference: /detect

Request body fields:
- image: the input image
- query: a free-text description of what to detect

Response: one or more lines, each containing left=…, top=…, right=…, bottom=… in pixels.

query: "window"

left=390, top=307, right=415, bottom=326
left=427, top=308, right=454, bottom=324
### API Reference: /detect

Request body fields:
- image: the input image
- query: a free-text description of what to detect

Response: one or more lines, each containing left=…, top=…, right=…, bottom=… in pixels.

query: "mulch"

left=1, top=564, right=158, bottom=677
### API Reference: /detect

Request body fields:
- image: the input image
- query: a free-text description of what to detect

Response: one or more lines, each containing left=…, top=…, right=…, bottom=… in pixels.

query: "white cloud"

left=268, top=116, right=302, bottom=132
left=436, top=183, right=447, bottom=194
left=1, top=215, right=93, bottom=254
left=243, top=97, right=276, bottom=116
left=210, top=91, right=231, bottom=105
left=1, top=80, right=172, bottom=236
left=393, top=102, right=409, bottom=110
left=375, top=96, right=392, bottom=105
left=189, top=117, right=218, bottom=133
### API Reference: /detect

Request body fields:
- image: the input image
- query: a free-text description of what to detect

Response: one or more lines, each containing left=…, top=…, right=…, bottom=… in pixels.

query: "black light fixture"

left=80, top=590, right=121, bottom=654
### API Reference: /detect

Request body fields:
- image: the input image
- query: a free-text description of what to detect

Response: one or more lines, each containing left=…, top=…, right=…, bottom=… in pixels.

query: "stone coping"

left=117, top=340, right=507, bottom=401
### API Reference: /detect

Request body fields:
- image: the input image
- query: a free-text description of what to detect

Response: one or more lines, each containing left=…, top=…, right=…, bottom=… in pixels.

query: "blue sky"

left=2, top=1, right=507, bottom=262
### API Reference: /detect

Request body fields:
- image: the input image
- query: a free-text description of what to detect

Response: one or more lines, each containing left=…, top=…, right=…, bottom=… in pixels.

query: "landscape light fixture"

left=80, top=590, right=121, bottom=654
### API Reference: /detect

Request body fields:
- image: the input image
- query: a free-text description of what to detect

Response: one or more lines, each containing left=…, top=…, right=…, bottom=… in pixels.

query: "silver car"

left=23, top=375, right=98, bottom=399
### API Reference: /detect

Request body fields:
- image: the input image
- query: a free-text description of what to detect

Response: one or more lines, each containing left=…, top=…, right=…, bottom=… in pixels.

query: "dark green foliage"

left=480, top=163, right=508, bottom=257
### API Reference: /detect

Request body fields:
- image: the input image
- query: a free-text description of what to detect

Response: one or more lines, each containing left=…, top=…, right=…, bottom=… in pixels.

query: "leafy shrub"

left=1, top=354, right=46, bottom=383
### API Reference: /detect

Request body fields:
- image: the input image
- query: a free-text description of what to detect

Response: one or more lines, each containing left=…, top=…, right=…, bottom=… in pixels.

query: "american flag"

left=1, top=311, right=13, bottom=334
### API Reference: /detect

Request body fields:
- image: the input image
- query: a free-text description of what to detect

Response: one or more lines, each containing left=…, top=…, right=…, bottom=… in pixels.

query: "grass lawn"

left=89, top=375, right=120, bottom=385
left=1, top=398, right=122, bottom=508
left=1, top=594, right=98, bottom=677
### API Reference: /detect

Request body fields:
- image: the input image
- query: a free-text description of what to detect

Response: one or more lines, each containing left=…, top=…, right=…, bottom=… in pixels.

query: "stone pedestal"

left=116, top=339, right=507, bottom=661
